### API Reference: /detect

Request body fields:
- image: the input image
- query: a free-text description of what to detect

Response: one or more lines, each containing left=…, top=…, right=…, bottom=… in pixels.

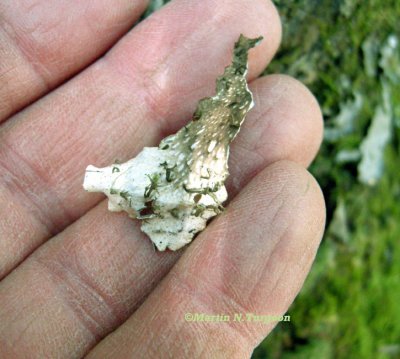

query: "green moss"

left=254, top=0, right=400, bottom=358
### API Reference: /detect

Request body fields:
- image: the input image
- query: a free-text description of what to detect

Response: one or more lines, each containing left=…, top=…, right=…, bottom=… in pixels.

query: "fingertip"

left=254, top=75, right=323, bottom=166
left=229, top=74, right=323, bottom=192
left=246, top=0, right=282, bottom=78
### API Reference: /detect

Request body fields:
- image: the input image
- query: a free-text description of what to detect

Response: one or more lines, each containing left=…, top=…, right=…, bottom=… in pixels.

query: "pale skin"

left=0, top=0, right=326, bottom=358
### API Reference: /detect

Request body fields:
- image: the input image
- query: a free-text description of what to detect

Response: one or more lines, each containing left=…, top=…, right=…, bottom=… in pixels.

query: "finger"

left=86, top=161, right=326, bottom=358
left=226, top=74, right=323, bottom=194
left=0, top=209, right=181, bottom=359
left=0, top=72, right=322, bottom=280
left=0, top=0, right=282, bottom=277
left=0, top=0, right=149, bottom=122
left=0, top=77, right=323, bottom=357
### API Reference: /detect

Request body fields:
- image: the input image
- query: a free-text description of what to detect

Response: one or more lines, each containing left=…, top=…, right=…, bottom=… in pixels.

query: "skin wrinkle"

left=103, top=58, right=172, bottom=134
left=24, top=0, right=43, bottom=13
left=8, top=308, right=42, bottom=352
left=290, top=189, right=326, bottom=274
left=101, top=202, right=292, bottom=358
left=61, top=216, right=120, bottom=263
left=0, top=138, right=72, bottom=234
left=0, top=274, right=37, bottom=335
left=250, top=81, right=288, bottom=155
left=0, top=271, right=73, bottom=357
left=2, top=111, right=82, bottom=233
left=73, top=201, right=170, bottom=272
left=71, top=241, right=142, bottom=317
left=0, top=192, right=45, bottom=277
left=0, top=166, right=52, bottom=241
left=148, top=1, right=219, bottom=80
left=151, top=2, right=242, bottom=79
left=246, top=220, right=292, bottom=308
left=125, top=273, right=252, bottom=359
left=0, top=63, right=20, bottom=82
left=249, top=76, right=322, bottom=168
left=254, top=76, right=286, bottom=124
left=0, top=0, right=149, bottom=121
left=200, top=327, right=252, bottom=359
left=0, top=338, right=19, bottom=358
left=140, top=284, right=193, bottom=354
left=24, top=19, right=63, bottom=79
left=227, top=139, right=266, bottom=191
left=103, top=19, right=228, bottom=134
left=247, top=177, right=325, bottom=317
left=147, top=316, right=190, bottom=358
left=171, top=266, right=257, bottom=341
left=4, top=1, right=135, bottom=83
left=63, top=252, right=125, bottom=322
left=0, top=14, right=51, bottom=88
left=82, top=2, right=105, bottom=40
left=227, top=77, right=309, bottom=193
left=187, top=274, right=260, bottom=348
left=198, top=216, right=232, bottom=289
left=71, top=261, right=125, bottom=327
left=195, top=217, right=251, bottom=302
left=53, top=89, right=148, bottom=169
left=220, top=177, right=291, bottom=307
left=0, top=27, right=44, bottom=119
left=43, top=249, right=125, bottom=330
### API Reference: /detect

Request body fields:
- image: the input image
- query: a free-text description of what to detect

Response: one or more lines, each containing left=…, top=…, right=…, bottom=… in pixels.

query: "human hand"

left=0, top=0, right=325, bottom=358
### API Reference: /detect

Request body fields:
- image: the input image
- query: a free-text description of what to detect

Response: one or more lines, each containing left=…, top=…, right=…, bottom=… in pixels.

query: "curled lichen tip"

left=231, top=34, right=264, bottom=74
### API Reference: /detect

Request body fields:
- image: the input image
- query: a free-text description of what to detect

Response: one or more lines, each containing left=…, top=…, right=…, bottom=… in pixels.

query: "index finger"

left=0, top=0, right=148, bottom=121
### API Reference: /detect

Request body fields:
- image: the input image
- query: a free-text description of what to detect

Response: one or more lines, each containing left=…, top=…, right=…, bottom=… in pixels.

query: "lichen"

left=83, top=34, right=262, bottom=251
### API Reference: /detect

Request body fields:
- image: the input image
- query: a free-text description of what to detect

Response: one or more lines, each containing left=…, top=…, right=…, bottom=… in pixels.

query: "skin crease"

left=0, top=0, right=150, bottom=121
left=0, top=0, right=325, bottom=358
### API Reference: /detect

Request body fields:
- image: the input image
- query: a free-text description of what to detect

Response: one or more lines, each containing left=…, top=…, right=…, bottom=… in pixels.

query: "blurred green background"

left=145, top=1, right=400, bottom=358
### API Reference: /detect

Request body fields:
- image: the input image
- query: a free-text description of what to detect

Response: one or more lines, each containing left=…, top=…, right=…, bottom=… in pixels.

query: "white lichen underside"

left=83, top=35, right=262, bottom=251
